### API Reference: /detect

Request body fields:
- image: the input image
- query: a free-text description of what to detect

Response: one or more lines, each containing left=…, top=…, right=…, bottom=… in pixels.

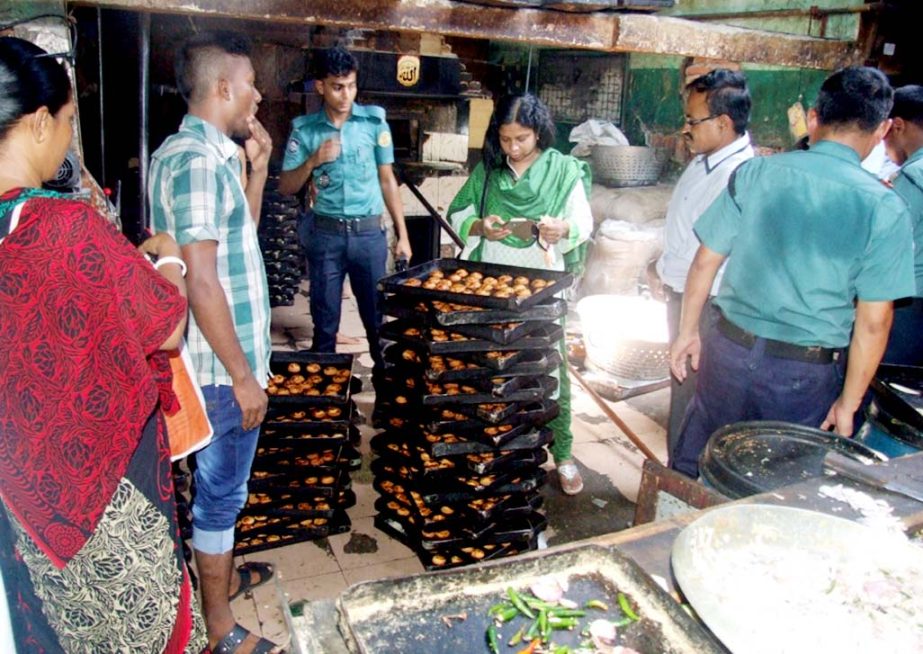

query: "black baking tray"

left=371, top=442, right=464, bottom=481
left=234, top=510, right=350, bottom=556
left=383, top=345, right=561, bottom=384
left=425, top=420, right=534, bottom=449
left=378, top=259, right=573, bottom=311
left=251, top=447, right=342, bottom=472
left=424, top=401, right=559, bottom=435
left=381, top=295, right=567, bottom=326
left=451, top=320, right=552, bottom=345
left=423, top=427, right=554, bottom=458
left=373, top=514, right=538, bottom=571
left=374, top=466, right=547, bottom=505
left=465, top=446, right=548, bottom=474
left=236, top=511, right=335, bottom=538
left=421, top=376, right=554, bottom=406
left=373, top=380, right=551, bottom=414
left=336, top=545, right=726, bottom=651
left=378, top=481, right=545, bottom=531
left=258, top=423, right=350, bottom=448
left=266, top=351, right=355, bottom=405
left=870, top=364, right=923, bottom=434
left=243, top=488, right=355, bottom=517
left=380, top=319, right=563, bottom=354
left=377, top=504, right=546, bottom=551
left=264, top=403, right=353, bottom=426
left=248, top=467, right=346, bottom=498
left=429, top=349, right=562, bottom=383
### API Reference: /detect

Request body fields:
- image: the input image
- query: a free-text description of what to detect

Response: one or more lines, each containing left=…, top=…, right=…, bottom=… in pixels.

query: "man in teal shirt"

left=882, top=84, right=923, bottom=365
left=279, top=46, right=411, bottom=414
left=670, top=66, right=914, bottom=477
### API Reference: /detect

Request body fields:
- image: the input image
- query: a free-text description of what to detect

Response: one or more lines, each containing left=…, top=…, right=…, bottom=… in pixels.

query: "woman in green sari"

left=447, top=94, right=592, bottom=495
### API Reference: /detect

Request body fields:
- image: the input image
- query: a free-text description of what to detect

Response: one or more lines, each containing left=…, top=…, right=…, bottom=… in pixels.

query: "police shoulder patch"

left=378, top=131, right=392, bottom=148
left=287, top=138, right=299, bottom=153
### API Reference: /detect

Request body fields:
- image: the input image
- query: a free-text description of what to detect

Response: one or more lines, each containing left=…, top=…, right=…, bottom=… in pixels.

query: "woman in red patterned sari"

left=0, top=37, right=206, bottom=653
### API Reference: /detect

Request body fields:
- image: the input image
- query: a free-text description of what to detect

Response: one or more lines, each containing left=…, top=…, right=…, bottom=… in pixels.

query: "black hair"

left=483, top=93, right=556, bottom=169
left=815, top=66, right=893, bottom=132
left=686, top=68, right=751, bottom=135
left=891, top=85, right=923, bottom=127
left=0, top=36, right=71, bottom=142
left=175, top=31, right=252, bottom=103
left=314, top=46, right=359, bottom=79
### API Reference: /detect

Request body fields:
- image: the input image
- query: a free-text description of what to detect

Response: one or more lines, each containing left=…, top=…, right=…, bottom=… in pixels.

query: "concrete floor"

left=229, top=280, right=670, bottom=648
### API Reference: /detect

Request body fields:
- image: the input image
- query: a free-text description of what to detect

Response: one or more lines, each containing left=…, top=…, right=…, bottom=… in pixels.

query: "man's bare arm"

left=379, top=164, right=412, bottom=260
left=669, top=245, right=725, bottom=381
left=821, top=299, right=893, bottom=435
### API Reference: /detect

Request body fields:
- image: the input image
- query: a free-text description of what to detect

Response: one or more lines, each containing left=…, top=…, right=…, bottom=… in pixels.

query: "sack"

left=164, top=342, right=213, bottom=461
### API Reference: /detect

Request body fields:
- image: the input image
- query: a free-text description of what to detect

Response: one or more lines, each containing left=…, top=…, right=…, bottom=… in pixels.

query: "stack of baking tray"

left=371, top=259, right=572, bottom=570
left=235, top=351, right=361, bottom=555
left=258, top=180, right=303, bottom=308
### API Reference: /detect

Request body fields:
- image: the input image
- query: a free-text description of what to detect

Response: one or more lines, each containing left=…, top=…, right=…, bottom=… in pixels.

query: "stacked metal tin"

left=258, top=177, right=303, bottom=308
left=234, top=352, right=360, bottom=555
left=371, top=259, right=573, bottom=570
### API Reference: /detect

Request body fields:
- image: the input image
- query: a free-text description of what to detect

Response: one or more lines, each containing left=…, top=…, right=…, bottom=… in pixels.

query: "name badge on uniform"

left=317, top=172, right=331, bottom=188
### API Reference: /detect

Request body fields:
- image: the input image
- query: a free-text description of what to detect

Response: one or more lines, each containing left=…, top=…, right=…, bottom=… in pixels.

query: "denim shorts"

left=191, top=384, right=261, bottom=554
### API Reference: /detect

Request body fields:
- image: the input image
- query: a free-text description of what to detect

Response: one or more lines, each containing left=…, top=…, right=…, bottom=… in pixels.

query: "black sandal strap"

left=213, top=624, right=250, bottom=654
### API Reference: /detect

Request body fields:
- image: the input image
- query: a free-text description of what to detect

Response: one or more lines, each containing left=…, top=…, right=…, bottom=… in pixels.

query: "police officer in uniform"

left=669, top=66, right=914, bottom=478
left=280, top=46, right=412, bottom=416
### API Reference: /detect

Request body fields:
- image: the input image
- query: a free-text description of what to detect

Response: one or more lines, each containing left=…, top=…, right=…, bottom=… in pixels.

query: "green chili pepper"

left=552, top=646, right=571, bottom=654
left=496, top=606, right=519, bottom=623
left=507, top=587, right=536, bottom=619
left=525, top=617, right=541, bottom=640
left=508, top=625, right=526, bottom=647
left=613, top=617, right=633, bottom=628
left=539, top=609, right=550, bottom=643
left=522, top=595, right=556, bottom=610
left=547, top=608, right=586, bottom=618
left=584, top=599, right=609, bottom=611
left=548, top=616, right=579, bottom=630
left=618, top=592, right=640, bottom=621
left=488, top=601, right=512, bottom=616
left=486, top=624, right=500, bottom=654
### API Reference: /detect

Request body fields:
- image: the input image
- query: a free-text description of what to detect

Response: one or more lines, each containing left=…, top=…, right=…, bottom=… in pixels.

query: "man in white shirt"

left=653, top=68, right=754, bottom=457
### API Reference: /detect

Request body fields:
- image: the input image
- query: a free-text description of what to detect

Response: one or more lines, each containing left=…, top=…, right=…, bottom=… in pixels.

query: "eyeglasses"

left=685, top=114, right=720, bottom=127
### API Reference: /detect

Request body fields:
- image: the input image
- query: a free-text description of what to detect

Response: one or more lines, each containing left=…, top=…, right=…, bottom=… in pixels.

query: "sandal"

left=557, top=460, right=584, bottom=496
left=213, top=624, right=283, bottom=654
left=229, top=561, right=274, bottom=601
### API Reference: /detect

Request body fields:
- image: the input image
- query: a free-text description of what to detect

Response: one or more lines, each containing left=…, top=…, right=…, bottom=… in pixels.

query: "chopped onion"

left=590, top=619, right=618, bottom=653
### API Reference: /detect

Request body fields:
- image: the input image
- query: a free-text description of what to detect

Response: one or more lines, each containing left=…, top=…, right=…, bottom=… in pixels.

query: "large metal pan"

left=672, top=504, right=923, bottom=654
left=337, top=543, right=725, bottom=654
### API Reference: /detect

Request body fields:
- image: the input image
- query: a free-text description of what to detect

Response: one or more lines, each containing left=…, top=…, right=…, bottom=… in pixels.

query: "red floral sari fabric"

left=0, top=190, right=187, bottom=566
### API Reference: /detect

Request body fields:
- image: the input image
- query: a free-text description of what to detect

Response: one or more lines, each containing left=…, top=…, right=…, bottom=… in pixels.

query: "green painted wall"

left=623, top=57, right=829, bottom=149
left=661, top=0, right=864, bottom=40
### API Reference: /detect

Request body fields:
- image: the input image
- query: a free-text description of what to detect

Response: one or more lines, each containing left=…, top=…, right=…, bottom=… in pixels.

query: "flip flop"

left=213, top=623, right=283, bottom=654
left=229, top=561, right=274, bottom=601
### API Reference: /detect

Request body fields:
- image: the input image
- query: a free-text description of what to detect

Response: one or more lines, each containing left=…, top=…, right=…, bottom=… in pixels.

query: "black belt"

left=716, top=312, right=842, bottom=364
left=314, top=213, right=382, bottom=234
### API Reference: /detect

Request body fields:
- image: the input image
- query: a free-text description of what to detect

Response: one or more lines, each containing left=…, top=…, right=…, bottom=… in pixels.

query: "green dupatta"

left=447, top=148, right=592, bottom=274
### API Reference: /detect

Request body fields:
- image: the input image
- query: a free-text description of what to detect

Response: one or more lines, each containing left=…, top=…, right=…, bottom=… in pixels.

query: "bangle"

left=154, top=255, right=187, bottom=277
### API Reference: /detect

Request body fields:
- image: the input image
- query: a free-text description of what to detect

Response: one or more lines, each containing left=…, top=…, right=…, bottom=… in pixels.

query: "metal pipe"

left=398, top=169, right=466, bottom=250
left=97, top=6, right=106, bottom=187
left=568, top=363, right=663, bottom=465
left=139, top=11, right=150, bottom=231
